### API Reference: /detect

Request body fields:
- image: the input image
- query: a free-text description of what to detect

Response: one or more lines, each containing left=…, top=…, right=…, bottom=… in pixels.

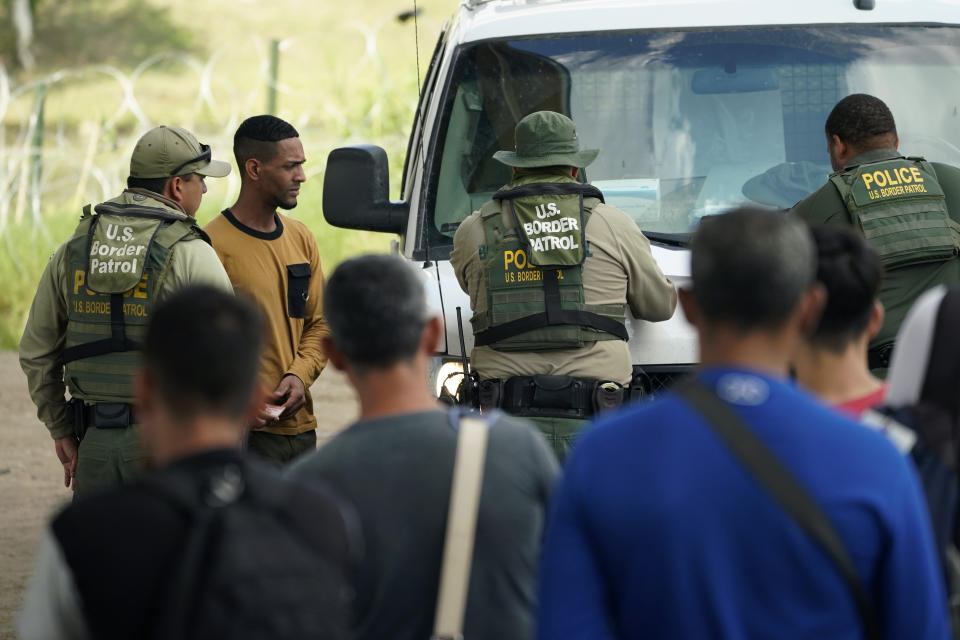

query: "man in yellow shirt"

left=205, top=115, right=328, bottom=465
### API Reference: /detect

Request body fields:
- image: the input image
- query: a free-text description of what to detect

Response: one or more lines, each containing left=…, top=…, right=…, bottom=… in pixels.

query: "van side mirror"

left=322, top=145, right=409, bottom=233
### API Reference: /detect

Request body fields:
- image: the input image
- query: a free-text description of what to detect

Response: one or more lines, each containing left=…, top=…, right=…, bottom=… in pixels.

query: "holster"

left=66, top=397, right=87, bottom=442
left=627, top=369, right=647, bottom=404
left=478, top=378, right=503, bottom=413
left=456, top=371, right=480, bottom=410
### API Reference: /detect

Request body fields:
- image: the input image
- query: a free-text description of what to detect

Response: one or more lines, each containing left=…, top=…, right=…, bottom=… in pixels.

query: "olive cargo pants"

left=246, top=429, right=317, bottom=466
left=74, top=426, right=143, bottom=501
left=527, top=416, right=587, bottom=464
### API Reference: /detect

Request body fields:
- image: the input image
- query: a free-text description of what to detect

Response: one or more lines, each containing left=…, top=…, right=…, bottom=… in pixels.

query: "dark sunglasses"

left=169, top=143, right=211, bottom=176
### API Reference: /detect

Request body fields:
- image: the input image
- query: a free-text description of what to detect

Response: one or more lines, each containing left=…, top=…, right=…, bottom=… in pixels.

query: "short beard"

left=277, top=198, right=298, bottom=211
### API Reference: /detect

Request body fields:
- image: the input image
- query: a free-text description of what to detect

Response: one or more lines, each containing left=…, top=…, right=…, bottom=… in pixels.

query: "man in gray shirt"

left=288, top=254, right=559, bottom=640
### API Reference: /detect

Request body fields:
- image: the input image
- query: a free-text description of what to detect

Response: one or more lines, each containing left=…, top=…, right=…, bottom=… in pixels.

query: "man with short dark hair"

left=792, top=225, right=887, bottom=416
left=20, top=125, right=234, bottom=500
left=289, top=253, right=558, bottom=640
left=18, top=286, right=357, bottom=640
left=538, top=207, right=950, bottom=639
left=205, top=115, right=327, bottom=464
left=792, top=93, right=960, bottom=369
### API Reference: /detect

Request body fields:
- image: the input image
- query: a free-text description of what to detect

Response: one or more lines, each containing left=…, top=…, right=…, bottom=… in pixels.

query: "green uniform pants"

left=74, top=426, right=143, bottom=501
left=246, top=429, right=317, bottom=466
left=526, top=416, right=587, bottom=464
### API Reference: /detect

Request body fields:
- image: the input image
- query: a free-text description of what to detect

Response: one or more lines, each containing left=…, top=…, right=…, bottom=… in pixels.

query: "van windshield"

left=425, top=25, right=960, bottom=253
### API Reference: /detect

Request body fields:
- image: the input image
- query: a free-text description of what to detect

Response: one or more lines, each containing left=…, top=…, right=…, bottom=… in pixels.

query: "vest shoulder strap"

left=70, top=214, right=94, bottom=240
left=479, top=200, right=502, bottom=219
left=153, top=217, right=209, bottom=249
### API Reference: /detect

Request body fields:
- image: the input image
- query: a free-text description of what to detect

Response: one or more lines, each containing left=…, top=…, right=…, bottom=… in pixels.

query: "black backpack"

left=143, top=459, right=358, bottom=640
left=864, top=407, right=959, bottom=560
left=864, top=406, right=960, bottom=636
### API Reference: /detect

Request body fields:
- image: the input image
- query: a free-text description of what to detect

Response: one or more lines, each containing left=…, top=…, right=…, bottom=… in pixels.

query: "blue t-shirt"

left=537, top=367, right=949, bottom=640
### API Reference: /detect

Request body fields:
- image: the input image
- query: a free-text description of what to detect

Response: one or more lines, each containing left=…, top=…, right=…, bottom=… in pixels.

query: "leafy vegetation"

left=0, top=0, right=454, bottom=348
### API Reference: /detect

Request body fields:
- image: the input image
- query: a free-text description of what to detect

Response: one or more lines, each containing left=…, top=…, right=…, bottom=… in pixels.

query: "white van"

left=322, top=0, right=960, bottom=397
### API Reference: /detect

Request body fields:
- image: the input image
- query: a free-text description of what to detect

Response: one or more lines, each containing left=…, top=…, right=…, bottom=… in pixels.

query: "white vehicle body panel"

left=457, top=0, right=960, bottom=44
left=398, top=0, right=958, bottom=368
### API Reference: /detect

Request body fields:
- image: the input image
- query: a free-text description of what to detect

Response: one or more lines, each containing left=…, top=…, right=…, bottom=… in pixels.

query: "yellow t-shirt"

left=205, top=210, right=328, bottom=435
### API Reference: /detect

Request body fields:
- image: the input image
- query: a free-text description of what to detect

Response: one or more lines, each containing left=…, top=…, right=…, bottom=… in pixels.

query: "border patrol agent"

left=792, top=94, right=960, bottom=372
left=19, top=125, right=235, bottom=500
left=451, top=111, right=677, bottom=461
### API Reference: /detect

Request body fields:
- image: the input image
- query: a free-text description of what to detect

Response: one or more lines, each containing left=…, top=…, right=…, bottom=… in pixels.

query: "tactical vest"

left=830, top=156, right=960, bottom=269
left=471, top=181, right=628, bottom=352
left=62, top=201, right=209, bottom=402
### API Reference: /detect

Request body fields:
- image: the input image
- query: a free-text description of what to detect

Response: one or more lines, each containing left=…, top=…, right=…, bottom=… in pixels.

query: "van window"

left=424, top=26, right=960, bottom=256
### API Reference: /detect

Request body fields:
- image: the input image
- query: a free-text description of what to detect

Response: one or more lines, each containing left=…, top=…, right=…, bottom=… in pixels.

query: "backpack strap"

left=432, top=412, right=491, bottom=640
left=141, top=463, right=245, bottom=640
left=674, top=380, right=882, bottom=640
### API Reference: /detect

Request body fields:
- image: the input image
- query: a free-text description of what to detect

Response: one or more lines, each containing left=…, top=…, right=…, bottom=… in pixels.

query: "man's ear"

left=866, top=299, right=885, bottom=340
left=421, top=316, right=444, bottom=355
left=322, top=336, right=347, bottom=372
left=796, top=283, right=827, bottom=338
left=677, top=287, right=700, bottom=329
left=164, top=175, right=185, bottom=204
left=244, top=158, right=261, bottom=181
left=829, top=134, right=845, bottom=157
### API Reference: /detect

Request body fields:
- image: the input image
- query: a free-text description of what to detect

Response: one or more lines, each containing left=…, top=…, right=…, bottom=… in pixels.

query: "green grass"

left=0, top=215, right=78, bottom=348
left=0, top=0, right=456, bottom=348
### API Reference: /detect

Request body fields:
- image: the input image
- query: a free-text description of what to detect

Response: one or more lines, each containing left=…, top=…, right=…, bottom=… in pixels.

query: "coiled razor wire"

left=0, top=20, right=417, bottom=265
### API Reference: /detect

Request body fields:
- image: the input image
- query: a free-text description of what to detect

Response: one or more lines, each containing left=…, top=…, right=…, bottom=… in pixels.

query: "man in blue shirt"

left=537, top=207, right=950, bottom=640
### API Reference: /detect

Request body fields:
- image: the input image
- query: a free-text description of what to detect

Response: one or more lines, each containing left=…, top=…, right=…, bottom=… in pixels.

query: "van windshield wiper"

left=643, top=231, right=690, bottom=248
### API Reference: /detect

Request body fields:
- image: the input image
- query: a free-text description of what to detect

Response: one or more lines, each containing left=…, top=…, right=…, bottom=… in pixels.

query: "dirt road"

left=0, top=351, right=358, bottom=638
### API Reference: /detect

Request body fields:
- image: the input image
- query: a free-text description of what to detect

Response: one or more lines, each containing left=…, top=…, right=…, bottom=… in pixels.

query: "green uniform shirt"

left=19, top=190, right=234, bottom=440
left=791, top=148, right=960, bottom=349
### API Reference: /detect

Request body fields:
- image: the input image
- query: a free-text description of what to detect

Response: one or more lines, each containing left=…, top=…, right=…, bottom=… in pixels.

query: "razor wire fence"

left=0, top=23, right=421, bottom=249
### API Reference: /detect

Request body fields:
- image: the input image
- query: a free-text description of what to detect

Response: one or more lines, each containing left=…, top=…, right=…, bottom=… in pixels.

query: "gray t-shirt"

left=287, top=409, right=559, bottom=640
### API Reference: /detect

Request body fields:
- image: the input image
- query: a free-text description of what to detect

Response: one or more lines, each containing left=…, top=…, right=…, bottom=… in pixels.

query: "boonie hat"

left=493, top=111, right=599, bottom=169
left=130, top=125, right=231, bottom=179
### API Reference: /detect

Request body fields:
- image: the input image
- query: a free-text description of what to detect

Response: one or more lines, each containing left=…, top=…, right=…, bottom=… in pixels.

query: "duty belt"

left=478, top=374, right=627, bottom=420
left=67, top=400, right=135, bottom=443
left=80, top=402, right=135, bottom=430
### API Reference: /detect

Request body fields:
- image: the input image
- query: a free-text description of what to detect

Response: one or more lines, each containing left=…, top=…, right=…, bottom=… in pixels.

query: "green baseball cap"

left=129, top=125, right=231, bottom=179
left=493, top=111, right=599, bottom=169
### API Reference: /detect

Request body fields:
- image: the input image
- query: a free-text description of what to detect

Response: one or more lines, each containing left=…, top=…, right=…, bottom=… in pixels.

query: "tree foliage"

left=0, top=0, right=199, bottom=73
